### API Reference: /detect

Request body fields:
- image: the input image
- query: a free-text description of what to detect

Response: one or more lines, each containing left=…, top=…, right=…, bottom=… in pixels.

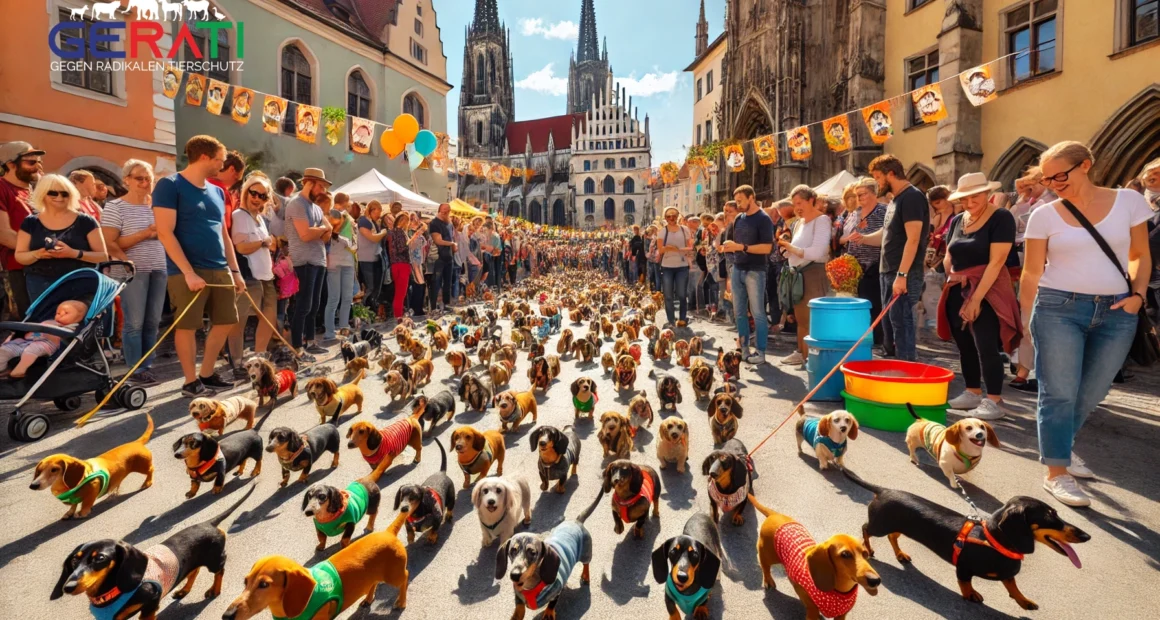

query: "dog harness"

left=88, top=544, right=180, bottom=620
left=55, top=460, right=110, bottom=504
left=707, top=478, right=748, bottom=513
left=800, top=418, right=848, bottom=458
left=617, top=368, right=635, bottom=388
left=775, top=521, right=858, bottom=619
left=406, top=488, right=444, bottom=528
left=267, top=369, right=296, bottom=397
left=519, top=521, right=585, bottom=611
left=572, top=391, right=598, bottom=414
left=613, top=471, right=655, bottom=522
left=951, top=520, right=1024, bottom=566
left=272, top=561, right=344, bottom=620
left=665, top=576, right=710, bottom=616
left=538, top=441, right=578, bottom=482
left=459, top=441, right=494, bottom=475
left=278, top=437, right=309, bottom=470
left=189, top=448, right=224, bottom=480
left=365, top=420, right=413, bottom=466
left=314, top=482, right=371, bottom=538
left=499, top=403, right=523, bottom=424
left=710, top=415, right=738, bottom=441
left=922, top=423, right=980, bottom=471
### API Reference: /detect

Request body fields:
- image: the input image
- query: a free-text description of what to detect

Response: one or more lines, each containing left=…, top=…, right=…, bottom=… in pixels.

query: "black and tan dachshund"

left=651, top=512, right=723, bottom=620
left=531, top=425, right=581, bottom=493
left=301, top=448, right=392, bottom=551
left=265, top=396, right=341, bottom=487
left=703, top=438, right=754, bottom=526
left=457, top=372, right=495, bottom=413
left=173, top=410, right=273, bottom=499
left=842, top=467, right=1090, bottom=611
left=604, top=459, right=662, bottom=539
left=51, top=486, right=254, bottom=616
left=409, top=389, right=457, bottom=435
left=716, top=348, right=742, bottom=382
left=341, top=339, right=375, bottom=364
left=395, top=437, right=456, bottom=545
left=649, top=369, right=683, bottom=411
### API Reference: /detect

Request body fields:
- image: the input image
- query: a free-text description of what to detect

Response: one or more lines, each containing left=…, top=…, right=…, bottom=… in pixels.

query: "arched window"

left=604, top=198, right=616, bottom=220
left=623, top=177, right=635, bottom=194
left=509, top=200, right=520, bottom=215
left=602, top=176, right=615, bottom=193
left=476, top=54, right=485, bottom=91
left=475, top=121, right=483, bottom=147
left=281, top=43, right=313, bottom=134
left=583, top=178, right=595, bottom=194
left=403, top=93, right=426, bottom=128
left=488, top=51, right=497, bottom=88
left=552, top=199, right=565, bottom=226
left=530, top=201, right=542, bottom=224
left=604, top=157, right=615, bottom=169
left=624, top=199, right=635, bottom=213
left=583, top=160, right=591, bottom=172
left=620, top=157, right=627, bottom=168
left=584, top=199, right=595, bottom=214
left=628, top=157, right=636, bottom=168
left=347, top=70, right=371, bottom=119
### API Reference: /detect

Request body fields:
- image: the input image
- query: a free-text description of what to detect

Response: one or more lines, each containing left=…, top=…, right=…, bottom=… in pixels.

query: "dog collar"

left=480, top=507, right=508, bottom=530
left=519, top=580, right=548, bottom=610
left=192, top=448, right=224, bottom=477
left=280, top=436, right=309, bottom=465
left=314, top=491, right=349, bottom=525
left=952, top=520, right=1024, bottom=565
left=89, top=586, right=123, bottom=606
left=407, top=488, right=444, bottom=524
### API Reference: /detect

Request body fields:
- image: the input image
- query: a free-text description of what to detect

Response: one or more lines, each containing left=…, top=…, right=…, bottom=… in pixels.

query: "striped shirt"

left=846, top=203, right=886, bottom=267
left=101, top=199, right=167, bottom=272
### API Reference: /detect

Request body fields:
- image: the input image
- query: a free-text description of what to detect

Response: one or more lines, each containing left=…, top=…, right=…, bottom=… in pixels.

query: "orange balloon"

left=380, top=129, right=405, bottom=158
left=393, top=113, right=420, bottom=143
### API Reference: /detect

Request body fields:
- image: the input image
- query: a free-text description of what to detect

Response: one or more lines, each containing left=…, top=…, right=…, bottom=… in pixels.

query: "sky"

left=435, top=0, right=726, bottom=165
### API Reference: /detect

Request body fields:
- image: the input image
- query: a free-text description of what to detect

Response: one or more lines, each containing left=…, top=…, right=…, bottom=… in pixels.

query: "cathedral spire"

left=472, top=0, right=500, bottom=34
left=577, top=0, right=600, bottom=63
left=695, top=0, right=708, bottom=57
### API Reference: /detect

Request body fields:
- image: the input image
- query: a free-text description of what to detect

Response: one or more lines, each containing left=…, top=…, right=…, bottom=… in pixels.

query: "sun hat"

left=948, top=172, right=1001, bottom=201
left=301, top=167, right=332, bottom=186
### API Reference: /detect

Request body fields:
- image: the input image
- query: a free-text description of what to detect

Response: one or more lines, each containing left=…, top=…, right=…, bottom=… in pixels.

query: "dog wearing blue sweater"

left=795, top=411, right=859, bottom=470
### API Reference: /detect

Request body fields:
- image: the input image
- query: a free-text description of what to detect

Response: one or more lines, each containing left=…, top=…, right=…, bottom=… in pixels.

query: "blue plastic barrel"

left=809, top=296, right=871, bottom=342
left=806, top=335, right=873, bottom=401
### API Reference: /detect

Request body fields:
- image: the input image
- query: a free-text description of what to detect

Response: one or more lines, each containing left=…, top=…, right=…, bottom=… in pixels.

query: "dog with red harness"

left=394, top=438, right=455, bottom=545
left=603, top=459, right=661, bottom=540
left=245, top=357, right=298, bottom=411
left=345, top=415, right=423, bottom=478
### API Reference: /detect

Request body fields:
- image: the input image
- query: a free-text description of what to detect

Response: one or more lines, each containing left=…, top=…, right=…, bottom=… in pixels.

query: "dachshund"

left=444, top=350, right=469, bottom=377
left=477, top=340, right=497, bottom=366
left=489, top=360, right=515, bottom=387
left=688, top=336, right=704, bottom=357
left=340, top=339, right=374, bottom=364
left=601, top=316, right=615, bottom=339
left=450, top=425, right=506, bottom=489
left=642, top=324, right=659, bottom=342
left=843, top=468, right=1088, bottom=611
left=654, top=329, right=674, bottom=361
left=527, top=355, right=560, bottom=391
left=494, top=389, right=538, bottom=433
left=904, top=404, right=1000, bottom=488
left=572, top=338, right=598, bottom=364
left=614, top=334, right=630, bottom=357
left=52, top=486, right=254, bottom=616
left=673, top=339, right=691, bottom=368
left=302, top=453, right=393, bottom=550
left=395, top=438, right=456, bottom=545
left=570, top=376, right=599, bottom=419
left=796, top=410, right=860, bottom=471
left=716, top=348, right=742, bottom=382
left=598, top=411, right=634, bottom=459
left=526, top=339, right=546, bottom=361
left=627, top=391, right=655, bottom=437
left=473, top=475, right=532, bottom=547
left=557, top=328, right=575, bottom=356
left=305, top=370, right=365, bottom=424
left=346, top=416, right=424, bottom=477
left=617, top=320, right=638, bottom=341
left=377, top=348, right=397, bottom=374
left=614, top=354, right=638, bottom=391
left=600, top=351, right=616, bottom=374
left=649, top=369, right=683, bottom=412
left=531, top=425, right=581, bottom=493
left=173, top=410, right=272, bottom=499
left=651, top=512, right=723, bottom=620
left=656, top=417, right=690, bottom=474
left=703, top=439, right=754, bottom=526
left=244, top=357, right=298, bottom=411
left=707, top=393, right=743, bottom=445
left=458, top=371, right=495, bottom=413
left=31, top=414, right=154, bottom=520
left=750, top=492, right=880, bottom=618
left=408, top=389, right=457, bottom=435
left=493, top=343, right=519, bottom=367
left=408, top=353, right=435, bottom=388
left=689, top=358, right=715, bottom=401
left=189, top=396, right=257, bottom=437
left=603, top=459, right=661, bottom=539
left=384, top=369, right=415, bottom=402
left=341, top=356, right=370, bottom=383
left=355, top=326, right=383, bottom=351
left=265, top=402, right=341, bottom=487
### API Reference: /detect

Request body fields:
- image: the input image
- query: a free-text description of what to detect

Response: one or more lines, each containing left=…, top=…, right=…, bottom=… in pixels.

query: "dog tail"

left=207, top=485, right=256, bottom=528
left=839, top=466, right=883, bottom=495
left=424, top=344, right=433, bottom=361
left=575, top=486, right=606, bottom=524
left=351, top=368, right=366, bottom=386
left=746, top=493, right=776, bottom=518
left=253, top=406, right=276, bottom=433
left=387, top=504, right=409, bottom=537
left=434, top=436, right=447, bottom=473
left=905, top=402, right=921, bottom=420
left=135, top=413, right=155, bottom=444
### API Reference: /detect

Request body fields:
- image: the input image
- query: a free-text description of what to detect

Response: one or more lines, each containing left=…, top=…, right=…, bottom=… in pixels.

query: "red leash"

left=748, top=293, right=901, bottom=457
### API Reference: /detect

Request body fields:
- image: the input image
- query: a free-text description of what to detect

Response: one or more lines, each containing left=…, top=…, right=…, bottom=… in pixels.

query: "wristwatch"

left=897, top=271, right=907, bottom=278
left=742, top=244, right=749, bottom=252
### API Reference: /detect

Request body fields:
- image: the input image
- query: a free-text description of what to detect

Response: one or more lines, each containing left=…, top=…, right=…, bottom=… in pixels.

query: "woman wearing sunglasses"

left=101, top=160, right=166, bottom=385
left=227, top=175, right=278, bottom=367
left=15, top=173, right=109, bottom=301
left=1021, top=141, right=1153, bottom=507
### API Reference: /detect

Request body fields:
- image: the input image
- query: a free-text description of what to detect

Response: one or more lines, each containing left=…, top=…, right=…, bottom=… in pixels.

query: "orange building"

left=0, top=0, right=176, bottom=191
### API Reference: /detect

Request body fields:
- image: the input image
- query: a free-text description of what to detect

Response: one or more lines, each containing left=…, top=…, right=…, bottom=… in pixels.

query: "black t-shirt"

left=428, top=217, right=454, bottom=261
left=630, top=235, right=644, bottom=261
left=880, top=185, right=930, bottom=274
left=731, top=208, right=774, bottom=271
left=21, top=212, right=100, bottom=279
left=946, top=209, right=1016, bottom=273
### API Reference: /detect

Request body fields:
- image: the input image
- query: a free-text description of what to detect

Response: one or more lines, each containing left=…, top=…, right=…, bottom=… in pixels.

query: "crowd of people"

left=0, top=135, right=1156, bottom=509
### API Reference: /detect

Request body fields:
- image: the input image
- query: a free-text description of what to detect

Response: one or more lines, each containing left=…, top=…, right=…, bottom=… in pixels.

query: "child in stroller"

left=0, top=300, right=87, bottom=379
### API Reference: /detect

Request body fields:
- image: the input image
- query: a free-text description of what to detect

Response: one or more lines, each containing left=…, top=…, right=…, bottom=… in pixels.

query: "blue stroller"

left=0, top=262, right=145, bottom=441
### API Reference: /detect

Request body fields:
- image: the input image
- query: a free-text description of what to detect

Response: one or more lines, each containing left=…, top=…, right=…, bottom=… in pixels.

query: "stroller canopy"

left=26, top=268, right=121, bottom=324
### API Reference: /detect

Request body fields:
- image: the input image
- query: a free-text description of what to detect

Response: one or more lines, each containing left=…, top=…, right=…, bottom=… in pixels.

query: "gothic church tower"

left=566, top=0, right=611, bottom=115
left=459, top=0, right=515, bottom=158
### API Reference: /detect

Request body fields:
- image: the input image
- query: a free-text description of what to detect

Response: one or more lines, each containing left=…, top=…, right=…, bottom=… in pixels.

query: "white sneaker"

left=746, top=351, right=767, bottom=365
left=1068, top=453, right=1095, bottom=479
left=964, top=399, right=1004, bottom=421
left=948, top=391, right=983, bottom=410
left=780, top=351, right=805, bottom=366
left=1043, top=474, right=1091, bottom=507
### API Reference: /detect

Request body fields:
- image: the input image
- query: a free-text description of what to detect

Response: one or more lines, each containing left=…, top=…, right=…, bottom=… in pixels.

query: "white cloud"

left=520, top=18, right=578, bottom=40
left=516, top=63, right=569, bottom=96
left=618, top=71, right=681, bottom=97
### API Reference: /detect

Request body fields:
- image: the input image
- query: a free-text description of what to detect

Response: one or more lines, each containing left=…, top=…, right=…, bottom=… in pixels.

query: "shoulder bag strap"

left=1058, top=199, right=1133, bottom=292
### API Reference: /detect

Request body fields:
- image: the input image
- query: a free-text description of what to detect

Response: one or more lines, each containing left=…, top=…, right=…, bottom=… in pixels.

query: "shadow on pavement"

left=452, top=544, right=502, bottom=605
left=598, top=522, right=658, bottom=604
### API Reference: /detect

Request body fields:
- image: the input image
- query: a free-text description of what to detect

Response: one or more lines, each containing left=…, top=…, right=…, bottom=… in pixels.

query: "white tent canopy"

left=331, top=169, right=439, bottom=215
left=813, top=170, right=859, bottom=198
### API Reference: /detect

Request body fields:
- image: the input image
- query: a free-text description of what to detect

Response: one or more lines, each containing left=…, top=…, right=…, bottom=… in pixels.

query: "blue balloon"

left=414, top=130, right=438, bottom=157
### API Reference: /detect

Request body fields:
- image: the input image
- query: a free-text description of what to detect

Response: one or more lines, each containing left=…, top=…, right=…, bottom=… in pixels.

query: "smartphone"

left=44, top=236, right=59, bottom=250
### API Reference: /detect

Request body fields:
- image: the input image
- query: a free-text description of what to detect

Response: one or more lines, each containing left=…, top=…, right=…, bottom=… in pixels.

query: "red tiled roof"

left=506, top=113, right=586, bottom=154
left=282, top=0, right=397, bottom=47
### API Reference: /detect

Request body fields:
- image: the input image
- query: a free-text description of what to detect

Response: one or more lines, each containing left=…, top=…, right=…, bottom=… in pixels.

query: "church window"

left=347, top=70, right=371, bottom=119
left=476, top=121, right=483, bottom=146
left=628, top=157, right=636, bottom=168
left=584, top=161, right=591, bottom=172
left=604, top=198, right=615, bottom=220
left=476, top=54, right=485, bottom=90
left=603, top=175, right=615, bottom=193
left=624, top=178, right=635, bottom=194
left=404, top=93, right=427, bottom=127
left=1003, top=0, right=1059, bottom=84
left=584, top=199, right=595, bottom=214
left=584, top=178, right=595, bottom=193
left=624, top=199, right=635, bottom=213
left=620, top=157, right=627, bottom=168
left=489, top=51, right=497, bottom=88
left=604, top=158, right=615, bottom=169
left=280, top=43, right=313, bottom=134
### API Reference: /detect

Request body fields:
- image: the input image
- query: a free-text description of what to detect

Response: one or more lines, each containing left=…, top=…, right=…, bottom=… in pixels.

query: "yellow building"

left=682, top=0, right=727, bottom=215
left=884, top=0, right=1160, bottom=190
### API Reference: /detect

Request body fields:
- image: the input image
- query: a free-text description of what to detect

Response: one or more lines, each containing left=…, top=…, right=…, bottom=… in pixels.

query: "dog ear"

left=529, top=427, right=544, bottom=452
left=345, top=425, right=354, bottom=439
left=983, top=422, right=1000, bottom=447
left=944, top=422, right=963, bottom=448
left=697, top=545, right=722, bottom=590
left=701, top=453, right=716, bottom=476
left=553, top=430, right=568, bottom=457
left=393, top=486, right=404, bottom=511
left=472, top=430, right=485, bottom=452
left=651, top=539, right=674, bottom=584
left=538, top=542, right=561, bottom=586
left=471, top=480, right=483, bottom=508
left=494, top=540, right=511, bottom=580
left=301, top=490, right=313, bottom=513
left=113, top=541, right=148, bottom=594
left=50, top=543, right=84, bottom=599
left=706, top=397, right=718, bottom=419
left=281, top=567, right=315, bottom=618
left=818, top=416, right=832, bottom=437
left=848, top=416, right=860, bottom=440
left=601, top=464, right=614, bottom=493
left=806, top=543, right=837, bottom=593
left=570, top=378, right=580, bottom=397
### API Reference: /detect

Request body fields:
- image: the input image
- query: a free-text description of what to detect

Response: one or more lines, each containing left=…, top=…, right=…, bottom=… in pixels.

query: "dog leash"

left=747, top=293, right=901, bottom=458
left=952, top=474, right=983, bottom=520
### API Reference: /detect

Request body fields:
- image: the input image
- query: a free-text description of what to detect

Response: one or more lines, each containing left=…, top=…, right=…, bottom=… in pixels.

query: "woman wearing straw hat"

left=937, top=173, right=1023, bottom=422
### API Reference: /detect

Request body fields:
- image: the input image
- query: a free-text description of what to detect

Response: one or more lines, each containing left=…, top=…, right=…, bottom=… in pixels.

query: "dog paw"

left=896, top=552, right=912, bottom=563
left=964, top=590, right=985, bottom=604
left=1016, top=598, right=1039, bottom=611
left=185, top=491, right=196, bottom=499
left=762, top=578, right=777, bottom=590
left=204, top=588, right=219, bottom=599
left=614, top=523, right=624, bottom=535
left=540, top=481, right=549, bottom=491
left=316, top=544, right=326, bottom=552
left=171, top=590, right=187, bottom=600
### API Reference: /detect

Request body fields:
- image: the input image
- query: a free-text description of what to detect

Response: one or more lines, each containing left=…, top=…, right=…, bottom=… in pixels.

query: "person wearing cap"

left=936, top=173, right=1023, bottom=422
left=286, top=167, right=334, bottom=359
left=0, top=141, right=46, bottom=319
left=153, top=135, right=246, bottom=398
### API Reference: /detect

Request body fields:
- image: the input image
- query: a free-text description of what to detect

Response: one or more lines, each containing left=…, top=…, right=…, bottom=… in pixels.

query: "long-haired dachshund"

left=750, top=492, right=880, bottom=618
left=703, top=439, right=754, bottom=526
left=346, top=416, right=424, bottom=477
left=627, top=390, right=655, bottom=437
left=598, top=411, right=634, bottom=459
left=489, top=359, right=514, bottom=388
left=526, top=355, right=560, bottom=391
left=673, top=339, right=691, bottom=367
left=222, top=510, right=411, bottom=618
left=600, top=351, right=616, bottom=374
left=52, top=486, right=254, bottom=615
left=557, top=328, right=574, bottom=356
left=656, top=418, right=690, bottom=473
left=31, top=414, right=154, bottom=520
left=649, top=369, right=682, bottom=412
left=716, top=348, right=742, bottom=382
left=189, top=396, right=257, bottom=436
left=531, top=425, right=580, bottom=493
left=265, top=400, right=342, bottom=487
left=572, top=338, right=597, bottom=363
left=394, top=438, right=456, bottom=544
left=472, top=476, right=532, bottom=547
left=707, top=393, right=743, bottom=445
left=244, top=357, right=298, bottom=411
left=796, top=410, right=859, bottom=471
left=604, top=459, right=661, bottom=539
left=570, top=376, right=599, bottom=419
left=302, top=452, right=392, bottom=551
left=173, top=410, right=272, bottom=499
left=458, top=372, right=495, bottom=413
left=377, top=348, right=397, bottom=374
left=450, top=425, right=506, bottom=489
left=494, top=389, right=538, bottom=433
left=614, top=354, right=637, bottom=391
left=651, top=512, right=723, bottom=620
left=904, top=404, right=1000, bottom=488
left=689, top=336, right=704, bottom=357
left=305, top=370, right=365, bottom=424
left=690, top=358, right=714, bottom=401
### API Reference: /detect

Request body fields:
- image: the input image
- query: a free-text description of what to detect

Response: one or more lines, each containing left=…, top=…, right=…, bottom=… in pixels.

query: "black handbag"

left=1060, top=199, right=1159, bottom=366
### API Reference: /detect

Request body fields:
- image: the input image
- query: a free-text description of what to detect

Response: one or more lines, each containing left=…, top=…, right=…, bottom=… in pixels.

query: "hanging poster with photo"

left=911, top=84, right=948, bottom=124
left=490, top=164, right=511, bottom=185
left=724, top=144, right=746, bottom=173
left=205, top=79, right=228, bottom=115
left=861, top=101, right=894, bottom=145
left=295, top=104, right=321, bottom=143
left=162, top=65, right=183, bottom=99
left=959, top=63, right=998, bottom=106
left=184, top=73, right=206, bottom=107
left=787, top=126, right=812, bottom=161
left=821, top=115, right=851, bottom=153
left=429, top=132, right=451, bottom=174
left=456, top=158, right=471, bottom=175
left=262, top=95, right=288, bottom=134
left=753, top=134, right=777, bottom=166
left=230, top=88, right=254, bottom=124
left=349, top=117, right=374, bottom=154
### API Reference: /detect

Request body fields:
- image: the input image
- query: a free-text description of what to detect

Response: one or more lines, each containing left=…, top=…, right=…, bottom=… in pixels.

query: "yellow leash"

left=76, top=282, right=298, bottom=426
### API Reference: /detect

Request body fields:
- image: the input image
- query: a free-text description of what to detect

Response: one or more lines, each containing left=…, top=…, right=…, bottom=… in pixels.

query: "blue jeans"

left=629, top=261, right=639, bottom=284
left=324, top=265, right=355, bottom=339
left=660, top=265, right=689, bottom=324
left=358, top=260, right=383, bottom=311
left=452, top=263, right=464, bottom=300
left=432, top=258, right=453, bottom=308
left=687, top=267, right=704, bottom=311
left=649, top=262, right=661, bottom=291
left=291, top=264, right=325, bottom=348
left=120, top=269, right=167, bottom=369
left=880, top=271, right=924, bottom=361
left=1032, top=288, right=1137, bottom=466
left=731, top=267, right=768, bottom=351
left=467, top=263, right=480, bottom=291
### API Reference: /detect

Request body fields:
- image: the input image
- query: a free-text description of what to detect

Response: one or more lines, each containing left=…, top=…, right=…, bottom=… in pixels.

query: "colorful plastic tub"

left=806, top=336, right=873, bottom=402
left=808, top=296, right=870, bottom=342
left=841, top=359, right=954, bottom=406
left=842, top=391, right=947, bottom=432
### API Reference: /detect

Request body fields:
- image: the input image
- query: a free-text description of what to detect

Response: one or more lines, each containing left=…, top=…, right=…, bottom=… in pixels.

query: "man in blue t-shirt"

left=428, top=202, right=456, bottom=313
left=153, top=135, right=245, bottom=397
left=721, top=185, right=775, bottom=364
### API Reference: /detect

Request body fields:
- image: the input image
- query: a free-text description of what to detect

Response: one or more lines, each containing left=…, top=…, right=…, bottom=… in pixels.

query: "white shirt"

left=231, top=208, right=274, bottom=281
left=1024, top=189, right=1153, bottom=295
left=788, top=215, right=832, bottom=268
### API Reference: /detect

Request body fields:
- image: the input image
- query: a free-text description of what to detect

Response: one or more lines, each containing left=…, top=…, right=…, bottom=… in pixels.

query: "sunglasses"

left=46, top=190, right=70, bottom=198
left=248, top=189, right=269, bottom=200
left=129, top=175, right=151, bottom=183
left=1041, top=162, right=1082, bottom=186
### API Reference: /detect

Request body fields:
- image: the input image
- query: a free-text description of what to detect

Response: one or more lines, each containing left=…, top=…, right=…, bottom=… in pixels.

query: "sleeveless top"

left=775, top=522, right=858, bottom=619
left=273, top=561, right=344, bottom=620
left=313, top=482, right=371, bottom=537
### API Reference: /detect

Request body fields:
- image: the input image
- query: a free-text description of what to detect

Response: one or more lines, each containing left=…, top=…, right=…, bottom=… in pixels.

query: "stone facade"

left=458, top=0, right=515, bottom=160
left=566, top=0, right=611, bottom=115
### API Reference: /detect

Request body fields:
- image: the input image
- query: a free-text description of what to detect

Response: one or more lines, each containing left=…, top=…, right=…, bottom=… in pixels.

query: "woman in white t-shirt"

left=228, top=175, right=278, bottom=364
left=1021, top=141, right=1152, bottom=508
left=658, top=206, right=694, bottom=327
left=777, top=185, right=833, bottom=365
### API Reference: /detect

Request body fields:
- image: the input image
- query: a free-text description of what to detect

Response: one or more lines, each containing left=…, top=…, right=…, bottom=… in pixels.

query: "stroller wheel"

left=17, top=413, right=49, bottom=442
left=122, top=386, right=147, bottom=410
left=54, top=396, right=83, bottom=413
left=7, top=414, right=21, bottom=441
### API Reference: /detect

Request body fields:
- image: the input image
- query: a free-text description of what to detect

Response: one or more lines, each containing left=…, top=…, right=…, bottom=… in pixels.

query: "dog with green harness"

left=302, top=449, right=393, bottom=551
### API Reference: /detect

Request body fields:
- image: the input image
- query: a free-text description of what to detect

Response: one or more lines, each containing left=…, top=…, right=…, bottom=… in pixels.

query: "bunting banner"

left=960, top=63, right=998, bottom=106
left=429, top=132, right=451, bottom=174
left=456, top=158, right=471, bottom=175
left=470, top=160, right=485, bottom=177
left=787, top=126, right=812, bottom=161
left=231, top=88, right=254, bottom=124
left=724, top=144, right=746, bottom=173
left=323, top=116, right=344, bottom=146
left=861, top=101, right=894, bottom=145
left=912, top=84, right=948, bottom=124
left=822, top=115, right=851, bottom=153
left=205, top=79, right=228, bottom=115
left=349, top=117, right=374, bottom=153
left=490, top=164, right=511, bottom=185
left=184, top=73, right=206, bottom=107
left=510, top=166, right=524, bottom=181
left=162, top=65, right=183, bottom=99
left=295, top=104, right=321, bottom=143
left=261, top=95, right=287, bottom=134
left=754, top=134, right=777, bottom=166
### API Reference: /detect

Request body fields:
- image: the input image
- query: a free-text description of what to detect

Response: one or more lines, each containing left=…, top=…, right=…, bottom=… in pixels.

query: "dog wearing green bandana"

left=652, top=513, right=724, bottom=620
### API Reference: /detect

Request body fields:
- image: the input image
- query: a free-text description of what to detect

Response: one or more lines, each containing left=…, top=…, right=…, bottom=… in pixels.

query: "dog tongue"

left=1058, top=540, right=1081, bottom=568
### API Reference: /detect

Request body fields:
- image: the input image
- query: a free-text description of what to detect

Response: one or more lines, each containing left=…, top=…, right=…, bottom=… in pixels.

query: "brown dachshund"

left=446, top=350, right=470, bottom=377
left=708, top=393, right=743, bottom=444
left=489, top=360, right=514, bottom=387
left=344, top=356, right=371, bottom=383
left=305, top=370, right=365, bottom=424
left=689, top=358, right=715, bottom=401
left=494, top=389, right=538, bottom=433
left=346, top=417, right=423, bottom=477
left=600, top=351, right=616, bottom=374
left=598, top=411, right=634, bottom=459
left=656, top=418, right=689, bottom=473
left=557, top=328, right=575, bottom=355
left=614, top=354, right=637, bottom=391
left=603, top=460, right=661, bottom=539
left=189, top=396, right=256, bottom=436
left=673, top=340, right=691, bottom=368
left=450, top=426, right=506, bottom=489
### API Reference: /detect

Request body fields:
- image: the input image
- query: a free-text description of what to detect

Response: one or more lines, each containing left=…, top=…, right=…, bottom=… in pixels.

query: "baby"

left=0, top=300, right=87, bottom=378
